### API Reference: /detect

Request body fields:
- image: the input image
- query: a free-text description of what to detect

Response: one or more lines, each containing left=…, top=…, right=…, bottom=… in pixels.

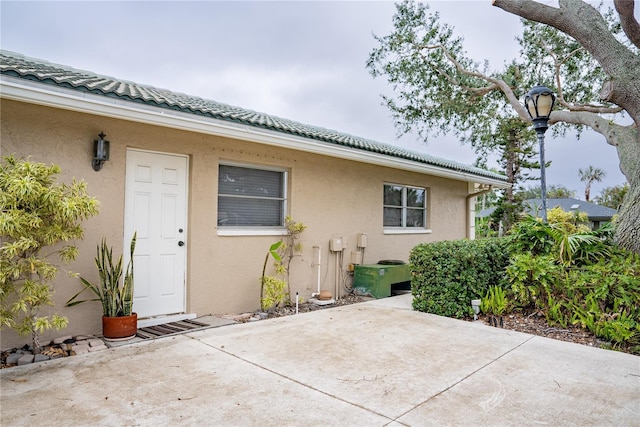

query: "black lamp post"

left=524, top=85, right=555, bottom=222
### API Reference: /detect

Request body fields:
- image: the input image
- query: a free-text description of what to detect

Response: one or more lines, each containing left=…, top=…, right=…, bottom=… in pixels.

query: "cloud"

left=0, top=0, right=629, bottom=196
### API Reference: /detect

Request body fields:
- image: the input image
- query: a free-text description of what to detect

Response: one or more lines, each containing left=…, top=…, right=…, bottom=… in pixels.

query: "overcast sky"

left=1, top=1, right=634, bottom=199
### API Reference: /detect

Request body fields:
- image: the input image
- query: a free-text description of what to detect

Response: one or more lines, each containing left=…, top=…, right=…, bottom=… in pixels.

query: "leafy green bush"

left=0, top=156, right=99, bottom=353
left=412, top=211, right=640, bottom=354
left=568, top=251, right=640, bottom=351
left=509, top=214, right=612, bottom=266
left=506, top=248, right=640, bottom=352
left=508, top=216, right=555, bottom=256
left=410, top=238, right=511, bottom=318
left=507, top=253, right=562, bottom=309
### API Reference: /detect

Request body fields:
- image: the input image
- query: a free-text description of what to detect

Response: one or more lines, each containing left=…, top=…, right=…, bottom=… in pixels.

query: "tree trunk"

left=616, top=183, right=640, bottom=253
left=32, top=329, right=41, bottom=355
left=615, top=137, right=640, bottom=253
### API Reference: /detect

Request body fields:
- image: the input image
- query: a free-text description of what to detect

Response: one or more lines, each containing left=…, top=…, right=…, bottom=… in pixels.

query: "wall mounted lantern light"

left=92, top=132, right=110, bottom=171
left=524, top=85, right=555, bottom=223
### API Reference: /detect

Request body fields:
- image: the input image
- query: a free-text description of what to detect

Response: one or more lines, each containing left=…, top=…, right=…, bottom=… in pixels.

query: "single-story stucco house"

left=1, top=50, right=508, bottom=348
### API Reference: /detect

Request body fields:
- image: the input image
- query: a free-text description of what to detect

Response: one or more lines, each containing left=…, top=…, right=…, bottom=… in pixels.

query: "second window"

left=383, top=183, right=427, bottom=229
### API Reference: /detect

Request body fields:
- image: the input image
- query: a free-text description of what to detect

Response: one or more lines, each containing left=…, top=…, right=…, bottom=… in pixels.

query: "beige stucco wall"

left=1, top=100, right=470, bottom=349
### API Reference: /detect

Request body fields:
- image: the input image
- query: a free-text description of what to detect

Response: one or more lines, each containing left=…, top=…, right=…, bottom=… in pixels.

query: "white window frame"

left=383, top=183, right=431, bottom=235
left=217, top=162, right=288, bottom=236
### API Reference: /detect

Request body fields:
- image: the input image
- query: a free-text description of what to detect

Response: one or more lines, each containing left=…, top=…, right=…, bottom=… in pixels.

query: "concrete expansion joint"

left=392, top=335, right=537, bottom=422
left=191, top=335, right=396, bottom=423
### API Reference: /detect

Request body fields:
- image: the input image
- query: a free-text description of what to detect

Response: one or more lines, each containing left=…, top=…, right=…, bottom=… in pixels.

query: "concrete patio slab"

left=397, top=332, right=640, bottom=426
left=1, top=294, right=638, bottom=426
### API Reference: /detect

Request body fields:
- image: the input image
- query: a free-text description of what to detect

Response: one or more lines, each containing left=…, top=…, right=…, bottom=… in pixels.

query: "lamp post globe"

left=524, top=86, right=555, bottom=223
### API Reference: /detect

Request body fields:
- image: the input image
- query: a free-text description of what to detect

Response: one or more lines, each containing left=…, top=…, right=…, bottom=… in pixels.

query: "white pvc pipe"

left=335, top=252, right=340, bottom=300
left=314, top=245, right=321, bottom=295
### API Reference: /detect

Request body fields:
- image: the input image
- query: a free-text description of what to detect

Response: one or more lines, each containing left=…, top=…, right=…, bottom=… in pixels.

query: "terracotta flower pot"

left=102, top=313, right=138, bottom=341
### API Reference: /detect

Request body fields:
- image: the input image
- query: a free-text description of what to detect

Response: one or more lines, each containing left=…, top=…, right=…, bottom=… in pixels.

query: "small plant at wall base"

left=280, top=216, right=307, bottom=299
left=259, top=217, right=307, bottom=312
left=0, top=156, right=100, bottom=354
left=260, top=241, right=286, bottom=312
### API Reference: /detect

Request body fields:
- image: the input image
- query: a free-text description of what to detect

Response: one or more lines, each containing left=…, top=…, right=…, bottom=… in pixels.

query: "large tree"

left=519, top=184, right=576, bottom=199
left=367, top=0, right=640, bottom=253
left=595, top=183, right=629, bottom=210
left=477, top=118, right=539, bottom=231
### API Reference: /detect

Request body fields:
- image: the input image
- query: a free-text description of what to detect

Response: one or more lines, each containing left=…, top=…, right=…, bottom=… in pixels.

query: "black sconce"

left=92, top=132, right=110, bottom=171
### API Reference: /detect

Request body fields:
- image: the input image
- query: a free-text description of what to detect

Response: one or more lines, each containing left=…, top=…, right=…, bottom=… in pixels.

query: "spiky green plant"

left=481, top=285, right=508, bottom=317
left=66, top=233, right=136, bottom=317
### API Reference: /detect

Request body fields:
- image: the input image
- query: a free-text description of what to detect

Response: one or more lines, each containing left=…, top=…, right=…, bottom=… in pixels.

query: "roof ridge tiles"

left=1, top=49, right=506, bottom=182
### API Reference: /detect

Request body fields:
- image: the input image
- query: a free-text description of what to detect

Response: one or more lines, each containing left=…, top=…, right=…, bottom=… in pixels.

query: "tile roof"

left=524, top=198, right=617, bottom=220
left=1, top=50, right=506, bottom=183
left=477, top=198, right=617, bottom=221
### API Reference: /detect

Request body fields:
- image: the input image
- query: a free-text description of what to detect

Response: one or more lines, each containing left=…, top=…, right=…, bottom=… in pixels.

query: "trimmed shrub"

left=410, top=238, right=511, bottom=318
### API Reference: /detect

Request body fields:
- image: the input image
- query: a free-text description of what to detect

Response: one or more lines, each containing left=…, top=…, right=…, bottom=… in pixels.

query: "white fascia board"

left=0, top=76, right=509, bottom=188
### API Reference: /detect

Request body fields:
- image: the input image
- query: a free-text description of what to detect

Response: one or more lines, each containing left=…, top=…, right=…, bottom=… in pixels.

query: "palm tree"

left=578, top=166, right=606, bottom=202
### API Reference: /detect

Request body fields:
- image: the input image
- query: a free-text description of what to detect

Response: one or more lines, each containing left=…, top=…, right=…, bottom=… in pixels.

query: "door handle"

left=178, top=241, right=185, bottom=247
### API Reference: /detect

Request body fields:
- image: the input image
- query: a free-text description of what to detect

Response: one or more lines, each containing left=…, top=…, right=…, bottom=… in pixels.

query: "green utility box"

left=353, top=263, right=411, bottom=299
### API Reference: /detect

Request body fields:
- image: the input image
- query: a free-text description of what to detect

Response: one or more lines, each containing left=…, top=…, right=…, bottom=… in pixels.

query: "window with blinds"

left=218, top=164, right=286, bottom=227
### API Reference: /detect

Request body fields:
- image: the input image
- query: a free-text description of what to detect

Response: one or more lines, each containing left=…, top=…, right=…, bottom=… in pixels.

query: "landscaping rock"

left=72, top=344, right=90, bottom=353
left=53, top=335, right=73, bottom=345
left=34, top=354, right=50, bottom=363
left=74, top=335, right=94, bottom=341
left=18, top=354, right=34, bottom=365
left=6, top=353, right=21, bottom=365
left=72, top=347, right=89, bottom=355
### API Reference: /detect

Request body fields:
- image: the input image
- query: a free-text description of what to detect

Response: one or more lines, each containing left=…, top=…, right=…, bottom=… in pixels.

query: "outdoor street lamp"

left=524, top=85, right=556, bottom=222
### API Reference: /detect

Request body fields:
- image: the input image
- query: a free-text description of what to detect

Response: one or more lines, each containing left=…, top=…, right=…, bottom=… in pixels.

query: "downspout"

left=466, top=184, right=493, bottom=239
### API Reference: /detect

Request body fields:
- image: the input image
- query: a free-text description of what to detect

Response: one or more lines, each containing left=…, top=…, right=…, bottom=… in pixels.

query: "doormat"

left=136, top=319, right=211, bottom=340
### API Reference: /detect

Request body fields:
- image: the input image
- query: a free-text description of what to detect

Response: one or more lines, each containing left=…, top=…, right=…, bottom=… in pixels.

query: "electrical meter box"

left=353, top=263, right=411, bottom=299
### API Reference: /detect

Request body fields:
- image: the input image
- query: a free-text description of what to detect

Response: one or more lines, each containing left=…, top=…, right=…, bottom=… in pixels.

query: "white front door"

left=124, top=149, right=188, bottom=318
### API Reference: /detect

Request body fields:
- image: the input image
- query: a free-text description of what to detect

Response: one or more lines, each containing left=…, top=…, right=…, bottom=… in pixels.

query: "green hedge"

left=410, top=238, right=511, bottom=318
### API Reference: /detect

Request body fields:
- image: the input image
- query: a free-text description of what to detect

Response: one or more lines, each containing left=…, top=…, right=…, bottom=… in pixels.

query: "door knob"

left=178, top=241, right=185, bottom=247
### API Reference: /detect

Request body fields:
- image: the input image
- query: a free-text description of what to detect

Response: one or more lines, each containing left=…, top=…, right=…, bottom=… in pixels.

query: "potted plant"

left=66, top=233, right=137, bottom=340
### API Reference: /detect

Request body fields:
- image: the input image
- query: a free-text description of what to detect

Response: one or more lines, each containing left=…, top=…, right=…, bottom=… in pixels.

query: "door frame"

left=124, top=148, right=190, bottom=322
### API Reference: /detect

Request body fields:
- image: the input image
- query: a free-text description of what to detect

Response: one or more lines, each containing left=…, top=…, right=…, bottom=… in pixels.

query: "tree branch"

left=549, top=110, right=632, bottom=147
left=416, top=42, right=530, bottom=119
left=614, top=0, right=640, bottom=49
left=493, top=0, right=640, bottom=134
left=492, top=0, right=630, bottom=77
